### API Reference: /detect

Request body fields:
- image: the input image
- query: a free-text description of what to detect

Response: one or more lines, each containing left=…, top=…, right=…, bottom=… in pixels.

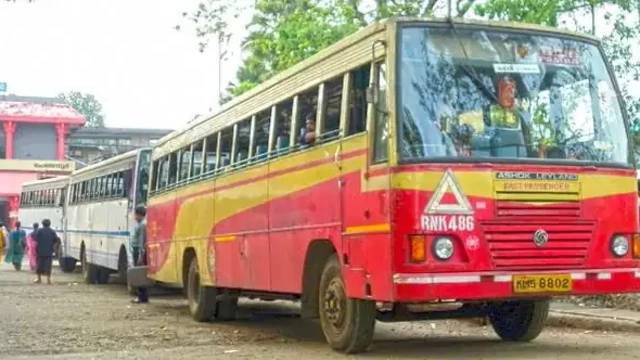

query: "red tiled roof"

left=0, top=101, right=85, bottom=123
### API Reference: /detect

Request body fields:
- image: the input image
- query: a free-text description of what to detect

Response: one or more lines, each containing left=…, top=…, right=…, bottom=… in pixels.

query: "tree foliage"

left=58, top=92, right=106, bottom=128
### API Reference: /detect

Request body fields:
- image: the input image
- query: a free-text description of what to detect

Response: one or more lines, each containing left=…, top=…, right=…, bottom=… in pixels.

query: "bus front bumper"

left=393, top=268, right=640, bottom=301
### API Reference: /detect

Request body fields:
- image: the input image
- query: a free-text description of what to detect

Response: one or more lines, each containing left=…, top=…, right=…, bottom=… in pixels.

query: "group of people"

left=0, top=219, right=59, bottom=284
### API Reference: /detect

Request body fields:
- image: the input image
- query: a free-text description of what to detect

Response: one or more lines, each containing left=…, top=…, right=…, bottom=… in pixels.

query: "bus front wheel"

left=489, top=299, right=549, bottom=342
left=318, top=255, right=376, bottom=354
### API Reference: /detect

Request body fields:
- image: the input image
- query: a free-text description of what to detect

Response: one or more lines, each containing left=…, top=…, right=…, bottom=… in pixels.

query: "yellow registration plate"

left=512, top=274, right=572, bottom=294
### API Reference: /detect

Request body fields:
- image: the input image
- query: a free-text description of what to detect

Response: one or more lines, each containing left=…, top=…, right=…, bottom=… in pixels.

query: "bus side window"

left=168, top=153, right=178, bottom=186
left=150, top=161, right=159, bottom=191
left=204, top=134, right=218, bottom=174
left=253, top=110, right=271, bottom=161
left=235, top=119, right=251, bottom=165
left=178, top=147, right=191, bottom=182
left=297, top=87, right=319, bottom=147
left=348, top=64, right=370, bottom=136
left=191, top=141, right=204, bottom=178
left=323, top=76, right=343, bottom=142
left=159, top=158, right=169, bottom=190
left=373, top=62, right=388, bottom=163
left=274, top=100, right=293, bottom=154
left=218, top=127, right=233, bottom=170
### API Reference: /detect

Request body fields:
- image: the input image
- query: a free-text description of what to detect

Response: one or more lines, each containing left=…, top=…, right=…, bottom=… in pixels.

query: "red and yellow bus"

left=146, top=18, right=640, bottom=353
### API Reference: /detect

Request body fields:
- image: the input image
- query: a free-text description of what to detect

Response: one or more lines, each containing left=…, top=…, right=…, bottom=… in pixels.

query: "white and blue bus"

left=63, top=148, right=151, bottom=284
left=18, top=175, right=70, bottom=267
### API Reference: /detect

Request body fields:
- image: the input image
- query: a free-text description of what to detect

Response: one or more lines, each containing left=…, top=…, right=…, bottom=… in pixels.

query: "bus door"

left=341, top=61, right=391, bottom=299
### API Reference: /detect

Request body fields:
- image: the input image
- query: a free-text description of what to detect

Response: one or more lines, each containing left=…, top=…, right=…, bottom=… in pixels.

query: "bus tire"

left=187, top=257, right=217, bottom=322
left=489, top=299, right=549, bottom=342
left=59, top=257, right=76, bottom=273
left=81, top=248, right=98, bottom=284
left=318, top=254, right=376, bottom=354
left=96, top=267, right=110, bottom=284
left=117, top=247, right=128, bottom=284
left=216, top=297, right=238, bottom=321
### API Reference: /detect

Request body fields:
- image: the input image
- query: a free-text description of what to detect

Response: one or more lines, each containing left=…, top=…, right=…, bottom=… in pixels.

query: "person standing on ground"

left=26, top=223, right=39, bottom=272
left=4, top=222, right=26, bottom=271
left=130, top=205, right=149, bottom=304
left=34, top=219, right=59, bottom=284
left=0, top=222, right=5, bottom=256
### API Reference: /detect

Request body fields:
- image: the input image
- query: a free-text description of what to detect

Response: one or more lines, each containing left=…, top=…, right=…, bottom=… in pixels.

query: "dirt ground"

left=1, top=262, right=640, bottom=359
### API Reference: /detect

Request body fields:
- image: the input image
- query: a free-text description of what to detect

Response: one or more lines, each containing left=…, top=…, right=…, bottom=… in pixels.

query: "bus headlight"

left=611, top=235, right=629, bottom=257
left=433, top=237, right=454, bottom=261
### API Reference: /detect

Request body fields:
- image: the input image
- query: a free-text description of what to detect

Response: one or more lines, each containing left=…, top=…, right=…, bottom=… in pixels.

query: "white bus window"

left=219, top=128, right=233, bottom=170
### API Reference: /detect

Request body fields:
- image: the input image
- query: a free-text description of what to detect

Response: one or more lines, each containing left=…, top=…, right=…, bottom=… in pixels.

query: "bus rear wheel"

left=489, top=299, right=549, bottom=342
left=59, top=257, right=76, bottom=273
left=186, top=257, right=237, bottom=322
left=318, top=255, right=376, bottom=354
left=81, top=248, right=98, bottom=284
left=187, top=257, right=217, bottom=322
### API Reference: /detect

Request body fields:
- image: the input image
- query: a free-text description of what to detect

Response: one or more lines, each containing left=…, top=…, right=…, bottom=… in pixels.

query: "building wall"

left=14, top=123, right=57, bottom=160
left=0, top=172, right=40, bottom=195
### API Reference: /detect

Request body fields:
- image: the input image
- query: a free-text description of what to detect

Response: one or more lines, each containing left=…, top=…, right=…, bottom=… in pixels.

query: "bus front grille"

left=483, top=222, right=593, bottom=270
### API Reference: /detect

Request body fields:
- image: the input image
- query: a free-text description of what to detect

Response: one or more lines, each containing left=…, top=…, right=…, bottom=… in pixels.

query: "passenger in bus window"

left=299, top=114, right=316, bottom=146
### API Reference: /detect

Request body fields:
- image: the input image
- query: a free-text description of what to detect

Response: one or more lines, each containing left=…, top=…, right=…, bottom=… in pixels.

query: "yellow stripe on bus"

left=344, top=223, right=391, bottom=234
left=215, top=235, right=237, bottom=242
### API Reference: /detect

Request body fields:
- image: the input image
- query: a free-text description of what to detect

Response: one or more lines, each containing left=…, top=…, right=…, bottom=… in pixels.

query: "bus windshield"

left=398, top=26, right=629, bottom=165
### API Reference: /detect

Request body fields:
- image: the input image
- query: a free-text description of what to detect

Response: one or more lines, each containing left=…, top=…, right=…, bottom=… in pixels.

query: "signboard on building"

left=0, top=82, right=6, bottom=92
left=0, top=159, right=76, bottom=173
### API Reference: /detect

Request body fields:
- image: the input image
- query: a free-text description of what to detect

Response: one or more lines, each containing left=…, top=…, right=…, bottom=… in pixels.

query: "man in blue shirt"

left=131, top=206, right=149, bottom=304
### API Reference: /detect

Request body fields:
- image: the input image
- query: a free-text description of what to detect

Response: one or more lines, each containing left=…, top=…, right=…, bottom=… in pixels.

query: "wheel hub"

left=323, top=278, right=346, bottom=328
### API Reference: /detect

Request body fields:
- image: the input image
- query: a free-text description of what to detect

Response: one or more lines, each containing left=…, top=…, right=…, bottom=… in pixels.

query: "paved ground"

left=1, top=262, right=640, bottom=359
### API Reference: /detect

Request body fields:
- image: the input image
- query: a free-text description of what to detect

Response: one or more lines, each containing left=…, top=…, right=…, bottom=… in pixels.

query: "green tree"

left=58, top=92, right=106, bottom=128
left=183, top=0, right=480, bottom=101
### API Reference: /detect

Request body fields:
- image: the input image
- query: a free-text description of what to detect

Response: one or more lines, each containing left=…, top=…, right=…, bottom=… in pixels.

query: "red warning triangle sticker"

left=424, top=169, right=473, bottom=215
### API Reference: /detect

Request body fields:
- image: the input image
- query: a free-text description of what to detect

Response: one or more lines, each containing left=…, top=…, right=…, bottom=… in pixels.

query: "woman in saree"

left=4, top=221, right=26, bottom=271
left=26, top=223, right=39, bottom=272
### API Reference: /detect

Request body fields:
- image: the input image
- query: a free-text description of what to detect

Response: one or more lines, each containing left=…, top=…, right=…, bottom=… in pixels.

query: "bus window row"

left=20, top=189, right=65, bottom=208
left=151, top=62, right=375, bottom=194
left=69, top=170, right=130, bottom=205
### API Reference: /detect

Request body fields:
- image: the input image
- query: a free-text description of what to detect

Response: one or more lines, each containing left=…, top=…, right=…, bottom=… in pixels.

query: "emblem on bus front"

left=533, top=229, right=549, bottom=247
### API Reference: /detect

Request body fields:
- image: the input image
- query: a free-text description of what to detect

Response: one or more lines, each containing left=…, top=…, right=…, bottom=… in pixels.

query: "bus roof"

left=153, top=17, right=600, bottom=157
left=70, top=148, right=148, bottom=182
left=21, top=175, right=70, bottom=191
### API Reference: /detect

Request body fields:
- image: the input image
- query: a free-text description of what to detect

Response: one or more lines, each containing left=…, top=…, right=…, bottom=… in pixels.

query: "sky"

left=0, top=1, right=637, bottom=132
left=0, top=0, right=249, bottom=130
